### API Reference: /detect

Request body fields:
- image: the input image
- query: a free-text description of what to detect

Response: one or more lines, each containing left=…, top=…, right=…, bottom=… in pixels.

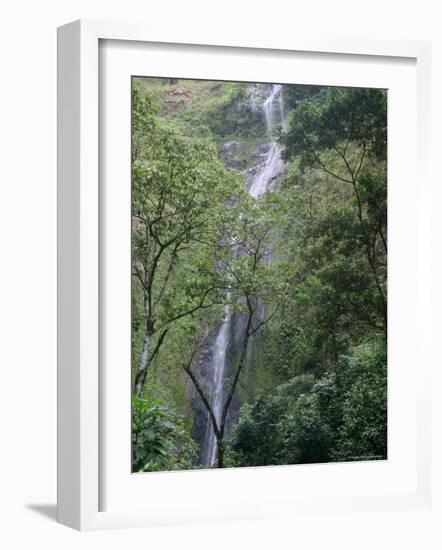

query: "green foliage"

left=278, top=88, right=387, bottom=337
left=132, top=396, right=197, bottom=472
left=227, top=395, right=287, bottom=467
left=277, top=373, right=316, bottom=399
left=280, top=392, right=333, bottom=464
left=131, top=83, right=247, bottom=393
left=205, top=84, right=265, bottom=140
left=265, top=87, right=388, bottom=375
left=135, top=79, right=266, bottom=143
left=332, top=343, right=387, bottom=461
left=280, top=87, right=387, bottom=167
left=228, top=342, right=387, bottom=467
left=282, top=84, right=324, bottom=110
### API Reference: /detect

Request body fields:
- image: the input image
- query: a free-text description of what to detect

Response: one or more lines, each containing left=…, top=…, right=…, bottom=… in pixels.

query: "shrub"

left=132, top=397, right=197, bottom=472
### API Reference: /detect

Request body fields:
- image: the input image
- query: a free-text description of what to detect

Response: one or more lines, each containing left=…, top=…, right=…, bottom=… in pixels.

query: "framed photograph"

left=57, top=19, right=432, bottom=530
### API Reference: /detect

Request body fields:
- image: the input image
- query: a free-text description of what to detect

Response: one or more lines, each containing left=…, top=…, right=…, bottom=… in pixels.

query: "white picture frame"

left=57, top=19, right=432, bottom=531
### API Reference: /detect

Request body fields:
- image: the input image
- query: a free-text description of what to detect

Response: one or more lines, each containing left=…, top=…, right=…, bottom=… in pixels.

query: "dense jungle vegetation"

left=131, top=77, right=387, bottom=472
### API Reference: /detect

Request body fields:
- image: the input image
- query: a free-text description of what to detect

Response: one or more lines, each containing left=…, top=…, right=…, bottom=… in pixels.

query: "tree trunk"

left=220, top=313, right=253, bottom=434
left=350, top=179, right=387, bottom=334
left=133, top=332, right=151, bottom=395
left=215, top=312, right=254, bottom=468
left=217, top=439, right=225, bottom=468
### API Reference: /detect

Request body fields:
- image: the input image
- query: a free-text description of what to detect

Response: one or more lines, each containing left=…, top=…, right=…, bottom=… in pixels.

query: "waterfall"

left=203, top=305, right=231, bottom=466
left=249, top=84, right=286, bottom=198
left=202, top=83, right=287, bottom=467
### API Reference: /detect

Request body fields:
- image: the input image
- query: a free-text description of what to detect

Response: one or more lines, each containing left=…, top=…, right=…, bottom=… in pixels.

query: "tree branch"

left=156, top=286, right=221, bottom=331
left=150, top=328, right=169, bottom=363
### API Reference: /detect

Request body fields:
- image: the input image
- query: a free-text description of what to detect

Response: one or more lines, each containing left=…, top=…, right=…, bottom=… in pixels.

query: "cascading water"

left=203, top=305, right=231, bottom=465
left=202, top=83, right=287, bottom=466
left=249, top=84, right=286, bottom=198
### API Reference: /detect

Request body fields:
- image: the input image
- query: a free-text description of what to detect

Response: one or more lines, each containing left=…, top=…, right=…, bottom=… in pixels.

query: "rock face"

left=223, top=140, right=241, bottom=153
left=252, top=142, right=271, bottom=158
left=244, top=143, right=272, bottom=184
left=211, top=86, right=266, bottom=140
left=221, top=140, right=246, bottom=170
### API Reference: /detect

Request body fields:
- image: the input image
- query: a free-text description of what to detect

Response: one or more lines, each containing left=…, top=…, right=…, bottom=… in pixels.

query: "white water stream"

left=203, top=83, right=287, bottom=466
left=204, top=305, right=232, bottom=465
left=249, top=84, right=286, bottom=198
